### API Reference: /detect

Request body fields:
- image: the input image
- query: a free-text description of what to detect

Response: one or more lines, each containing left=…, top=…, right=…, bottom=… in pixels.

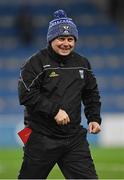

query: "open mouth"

left=60, top=47, right=71, bottom=51
left=60, top=49, right=70, bottom=53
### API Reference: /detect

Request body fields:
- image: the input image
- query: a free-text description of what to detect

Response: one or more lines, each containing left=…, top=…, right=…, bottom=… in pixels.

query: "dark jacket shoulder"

left=73, top=51, right=91, bottom=70
left=21, top=49, right=48, bottom=74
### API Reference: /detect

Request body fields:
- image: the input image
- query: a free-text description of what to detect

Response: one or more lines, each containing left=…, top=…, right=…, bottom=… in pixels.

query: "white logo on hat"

left=63, top=25, right=69, bottom=34
left=63, top=25, right=69, bottom=30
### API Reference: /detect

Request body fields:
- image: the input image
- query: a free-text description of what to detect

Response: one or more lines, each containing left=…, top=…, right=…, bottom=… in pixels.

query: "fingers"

left=88, top=122, right=101, bottom=134
left=57, top=116, right=70, bottom=125
left=54, top=109, right=70, bottom=125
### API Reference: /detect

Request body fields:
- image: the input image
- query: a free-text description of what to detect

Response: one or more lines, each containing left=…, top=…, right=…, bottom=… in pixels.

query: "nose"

left=63, top=39, right=69, bottom=46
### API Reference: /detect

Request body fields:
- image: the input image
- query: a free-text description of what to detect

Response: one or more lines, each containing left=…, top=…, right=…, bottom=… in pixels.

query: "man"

left=18, top=9, right=101, bottom=179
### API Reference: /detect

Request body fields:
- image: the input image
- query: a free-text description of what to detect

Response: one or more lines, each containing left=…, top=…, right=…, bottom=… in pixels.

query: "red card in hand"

left=18, top=127, right=32, bottom=144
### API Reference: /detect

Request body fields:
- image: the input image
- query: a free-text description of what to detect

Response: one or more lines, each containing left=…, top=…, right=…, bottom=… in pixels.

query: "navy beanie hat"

left=47, top=9, right=78, bottom=42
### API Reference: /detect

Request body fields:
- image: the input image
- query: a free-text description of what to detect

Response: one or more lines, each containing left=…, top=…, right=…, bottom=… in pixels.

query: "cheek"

left=70, top=41, right=75, bottom=47
left=70, top=44, right=75, bottom=50
left=52, top=44, right=60, bottom=51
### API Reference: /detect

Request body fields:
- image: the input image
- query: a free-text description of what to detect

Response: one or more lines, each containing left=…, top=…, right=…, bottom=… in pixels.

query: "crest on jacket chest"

left=79, top=70, right=84, bottom=79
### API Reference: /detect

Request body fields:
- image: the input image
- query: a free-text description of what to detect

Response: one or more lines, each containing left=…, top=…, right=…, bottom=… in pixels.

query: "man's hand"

left=88, top=122, right=101, bottom=134
left=54, top=109, right=70, bottom=125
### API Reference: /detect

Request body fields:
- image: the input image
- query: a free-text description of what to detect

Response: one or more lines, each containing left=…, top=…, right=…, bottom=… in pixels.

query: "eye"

left=57, top=37, right=65, bottom=41
left=68, top=37, right=74, bottom=42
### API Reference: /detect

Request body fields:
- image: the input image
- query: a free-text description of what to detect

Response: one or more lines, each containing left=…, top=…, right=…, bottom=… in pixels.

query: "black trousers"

left=18, top=128, right=98, bottom=179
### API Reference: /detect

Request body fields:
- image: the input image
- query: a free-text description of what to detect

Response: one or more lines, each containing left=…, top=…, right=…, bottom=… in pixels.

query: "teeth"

left=62, top=49, right=69, bottom=50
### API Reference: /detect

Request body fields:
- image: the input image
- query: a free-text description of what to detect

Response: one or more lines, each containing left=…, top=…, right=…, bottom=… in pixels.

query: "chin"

left=59, top=51, right=70, bottom=56
left=61, top=53, right=69, bottom=56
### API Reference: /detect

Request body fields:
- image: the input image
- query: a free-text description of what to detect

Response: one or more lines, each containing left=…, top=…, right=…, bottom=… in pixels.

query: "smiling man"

left=51, top=36, right=75, bottom=56
left=18, top=9, right=102, bottom=179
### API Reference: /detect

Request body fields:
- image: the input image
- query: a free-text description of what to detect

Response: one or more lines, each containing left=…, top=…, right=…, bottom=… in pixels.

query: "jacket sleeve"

left=82, top=59, right=102, bottom=124
left=18, top=57, right=60, bottom=117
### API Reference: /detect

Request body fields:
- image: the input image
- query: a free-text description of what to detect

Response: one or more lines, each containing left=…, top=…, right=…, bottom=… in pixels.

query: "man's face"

left=51, top=36, right=75, bottom=56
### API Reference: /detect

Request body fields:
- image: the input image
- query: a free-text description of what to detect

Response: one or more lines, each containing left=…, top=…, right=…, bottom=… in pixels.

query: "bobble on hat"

left=54, top=9, right=67, bottom=19
left=47, top=9, right=78, bottom=42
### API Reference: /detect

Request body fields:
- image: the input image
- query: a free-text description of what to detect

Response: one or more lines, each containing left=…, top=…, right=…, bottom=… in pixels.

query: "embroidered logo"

left=49, top=71, right=59, bottom=77
left=79, top=70, right=84, bottom=79
left=63, top=25, right=70, bottom=34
